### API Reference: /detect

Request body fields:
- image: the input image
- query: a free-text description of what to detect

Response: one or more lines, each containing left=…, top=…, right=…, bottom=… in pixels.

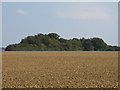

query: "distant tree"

left=82, top=39, right=94, bottom=51
left=106, top=45, right=115, bottom=51
left=5, top=44, right=39, bottom=51
left=58, top=38, right=67, bottom=50
left=71, top=38, right=83, bottom=51
left=5, top=33, right=120, bottom=51
left=59, top=38, right=67, bottom=43
left=48, top=33, right=60, bottom=39
left=48, top=38, right=61, bottom=51
left=91, top=38, right=107, bottom=51
left=63, top=40, right=73, bottom=51
left=39, top=44, right=46, bottom=51
left=80, top=37, right=85, bottom=43
left=5, top=44, right=16, bottom=51
left=111, top=46, right=120, bottom=51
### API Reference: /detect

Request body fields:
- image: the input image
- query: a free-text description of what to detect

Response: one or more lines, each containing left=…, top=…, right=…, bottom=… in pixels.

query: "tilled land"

left=2, top=51, right=118, bottom=88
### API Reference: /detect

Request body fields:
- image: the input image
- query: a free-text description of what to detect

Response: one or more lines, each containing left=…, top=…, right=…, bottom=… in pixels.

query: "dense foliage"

left=5, top=33, right=120, bottom=51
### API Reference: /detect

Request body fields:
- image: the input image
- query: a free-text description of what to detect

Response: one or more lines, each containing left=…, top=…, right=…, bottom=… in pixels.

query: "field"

left=2, top=51, right=118, bottom=88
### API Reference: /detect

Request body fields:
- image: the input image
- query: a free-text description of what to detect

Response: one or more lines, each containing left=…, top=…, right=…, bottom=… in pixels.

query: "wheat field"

left=2, top=51, right=118, bottom=88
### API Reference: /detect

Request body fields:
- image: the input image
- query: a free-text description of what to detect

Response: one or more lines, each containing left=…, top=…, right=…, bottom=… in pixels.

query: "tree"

left=59, top=38, right=73, bottom=51
left=63, top=40, right=73, bottom=51
left=48, top=38, right=61, bottom=51
left=20, top=36, right=36, bottom=44
left=71, top=38, right=83, bottom=51
left=5, top=44, right=39, bottom=51
left=91, top=38, right=107, bottom=51
left=106, top=45, right=115, bottom=51
left=59, top=38, right=67, bottom=43
left=39, top=44, right=46, bottom=51
left=48, top=33, right=60, bottom=39
left=82, top=39, right=94, bottom=51
left=5, top=33, right=120, bottom=51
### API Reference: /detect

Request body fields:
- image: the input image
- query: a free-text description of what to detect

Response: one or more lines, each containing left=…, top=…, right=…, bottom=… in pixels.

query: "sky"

left=2, top=2, right=118, bottom=47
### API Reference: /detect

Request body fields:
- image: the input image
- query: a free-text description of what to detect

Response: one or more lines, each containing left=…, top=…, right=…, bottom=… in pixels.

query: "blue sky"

left=2, top=2, right=118, bottom=47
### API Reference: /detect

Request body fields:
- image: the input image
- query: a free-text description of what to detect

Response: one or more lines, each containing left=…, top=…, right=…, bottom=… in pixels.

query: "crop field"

left=2, top=51, right=118, bottom=88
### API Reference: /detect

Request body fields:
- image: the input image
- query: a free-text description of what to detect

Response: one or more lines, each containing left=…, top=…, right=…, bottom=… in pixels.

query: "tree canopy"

left=5, top=33, right=120, bottom=51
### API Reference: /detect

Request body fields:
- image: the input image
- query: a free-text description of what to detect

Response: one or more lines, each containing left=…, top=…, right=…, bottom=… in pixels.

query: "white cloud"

left=56, top=5, right=112, bottom=20
left=16, top=9, right=26, bottom=15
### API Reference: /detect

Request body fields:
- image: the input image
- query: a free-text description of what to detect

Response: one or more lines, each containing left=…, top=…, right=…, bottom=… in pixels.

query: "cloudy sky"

left=2, top=2, right=118, bottom=47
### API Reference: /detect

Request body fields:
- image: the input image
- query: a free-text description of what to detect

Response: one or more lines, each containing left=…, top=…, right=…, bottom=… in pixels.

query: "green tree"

left=71, top=38, right=83, bottom=51
left=5, top=44, right=39, bottom=51
left=48, top=33, right=60, bottom=39
left=5, top=33, right=120, bottom=51
left=39, top=44, right=46, bottom=51
left=48, top=38, right=61, bottom=51
left=106, top=45, right=115, bottom=51
left=91, top=38, right=107, bottom=51
left=82, top=39, right=94, bottom=51
left=63, top=40, right=73, bottom=51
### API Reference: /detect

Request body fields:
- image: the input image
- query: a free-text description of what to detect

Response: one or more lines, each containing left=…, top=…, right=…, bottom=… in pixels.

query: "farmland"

left=2, top=51, right=118, bottom=88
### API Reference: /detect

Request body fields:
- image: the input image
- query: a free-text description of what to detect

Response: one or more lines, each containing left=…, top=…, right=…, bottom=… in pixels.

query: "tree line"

left=5, top=33, right=120, bottom=51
